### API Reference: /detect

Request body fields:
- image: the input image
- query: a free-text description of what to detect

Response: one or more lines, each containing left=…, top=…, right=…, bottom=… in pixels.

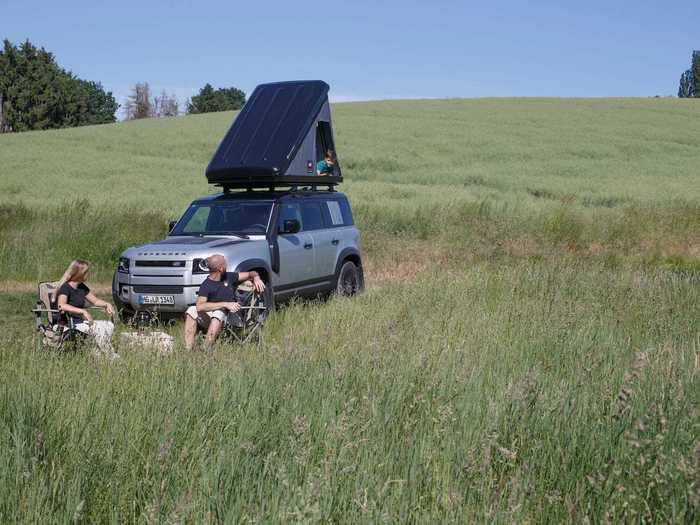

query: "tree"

left=187, top=83, right=245, bottom=114
left=678, top=50, right=700, bottom=98
left=153, top=89, right=178, bottom=117
left=124, top=85, right=179, bottom=119
left=79, top=80, right=119, bottom=124
left=0, top=39, right=118, bottom=132
left=125, top=82, right=153, bottom=119
left=679, top=70, right=694, bottom=98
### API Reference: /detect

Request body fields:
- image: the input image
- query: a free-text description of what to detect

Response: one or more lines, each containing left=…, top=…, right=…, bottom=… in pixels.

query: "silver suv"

left=112, top=189, right=363, bottom=321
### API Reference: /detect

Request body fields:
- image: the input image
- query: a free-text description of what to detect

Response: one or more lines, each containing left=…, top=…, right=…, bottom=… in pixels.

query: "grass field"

left=0, top=98, right=698, bottom=523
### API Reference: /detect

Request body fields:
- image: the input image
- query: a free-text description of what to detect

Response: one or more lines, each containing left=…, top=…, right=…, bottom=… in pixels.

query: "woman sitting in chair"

left=56, top=259, right=116, bottom=355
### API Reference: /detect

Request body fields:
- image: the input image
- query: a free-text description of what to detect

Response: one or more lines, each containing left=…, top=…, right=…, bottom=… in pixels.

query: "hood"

left=125, top=236, right=253, bottom=258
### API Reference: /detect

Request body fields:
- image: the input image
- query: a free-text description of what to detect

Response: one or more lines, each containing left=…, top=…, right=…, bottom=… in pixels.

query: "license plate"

left=139, top=295, right=175, bottom=305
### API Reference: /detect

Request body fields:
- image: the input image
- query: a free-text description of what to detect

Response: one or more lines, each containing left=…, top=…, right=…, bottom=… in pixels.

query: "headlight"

left=192, top=258, right=209, bottom=274
left=118, top=257, right=130, bottom=274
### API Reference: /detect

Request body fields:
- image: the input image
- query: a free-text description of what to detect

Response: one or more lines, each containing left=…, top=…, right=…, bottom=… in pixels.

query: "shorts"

left=185, top=306, right=227, bottom=329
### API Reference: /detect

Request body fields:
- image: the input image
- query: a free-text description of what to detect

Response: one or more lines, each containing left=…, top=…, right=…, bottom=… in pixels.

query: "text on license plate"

left=139, top=295, right=175, bottom=305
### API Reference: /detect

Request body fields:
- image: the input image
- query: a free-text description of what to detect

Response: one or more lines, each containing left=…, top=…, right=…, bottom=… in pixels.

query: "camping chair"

left=224, top=281, right=269, bottom=344
left=194, top=281, right=269, bottom=346
left=32, top=281, right=84, bottom=352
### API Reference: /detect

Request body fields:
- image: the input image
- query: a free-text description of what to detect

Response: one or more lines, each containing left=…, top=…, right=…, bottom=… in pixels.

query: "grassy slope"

left=1, top=98, right=699, bottom=283
left=2, top=98, right=700, bottom=208
left=0, top=99, right=698, bottom=523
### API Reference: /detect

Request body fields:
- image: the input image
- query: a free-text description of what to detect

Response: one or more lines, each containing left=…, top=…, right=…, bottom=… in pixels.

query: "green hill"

left=2, top=98, right=700, bottom=208
left=1, top=98, right=699, bottom=283
left=0, top=99, right=698, bottom=523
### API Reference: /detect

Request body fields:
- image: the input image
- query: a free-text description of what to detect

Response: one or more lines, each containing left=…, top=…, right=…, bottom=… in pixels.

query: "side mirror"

left=168, top=220, right=177, bottom=233
left=280, top=219, right=301, bottom=234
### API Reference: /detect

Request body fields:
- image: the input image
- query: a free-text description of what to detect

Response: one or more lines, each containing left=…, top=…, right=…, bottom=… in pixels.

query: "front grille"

left=134, top=260, right=187, bottom=268
left=133, top=285, right=184, bottom=294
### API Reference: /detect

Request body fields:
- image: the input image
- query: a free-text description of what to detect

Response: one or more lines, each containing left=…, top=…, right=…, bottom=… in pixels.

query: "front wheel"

left=336, top=261, right=362, bottom=297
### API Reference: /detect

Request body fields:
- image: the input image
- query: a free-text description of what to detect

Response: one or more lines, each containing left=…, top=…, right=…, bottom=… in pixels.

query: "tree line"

left=121, top=82, right=245, bottom=120
left=0, top=39, right=246, bottom=133
left=678, top=50, right=699, bottom=98
left=0, top=39, right=118, bottom=132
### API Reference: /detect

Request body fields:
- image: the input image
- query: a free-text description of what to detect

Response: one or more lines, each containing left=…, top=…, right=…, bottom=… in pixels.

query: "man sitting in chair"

left=184, top=254, right=265, bottom=351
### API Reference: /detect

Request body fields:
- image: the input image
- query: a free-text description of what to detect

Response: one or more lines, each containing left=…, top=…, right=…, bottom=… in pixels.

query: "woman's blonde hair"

left=57, top=259, right=90, bottom=290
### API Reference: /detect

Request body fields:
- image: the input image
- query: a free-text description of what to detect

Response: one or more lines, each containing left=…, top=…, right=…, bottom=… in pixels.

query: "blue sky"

left=2, top=0, right=698, bottom=114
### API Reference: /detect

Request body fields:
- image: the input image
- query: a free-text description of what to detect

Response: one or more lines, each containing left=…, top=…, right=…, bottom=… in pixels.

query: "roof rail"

left=221, top=178, right=338, bottom=193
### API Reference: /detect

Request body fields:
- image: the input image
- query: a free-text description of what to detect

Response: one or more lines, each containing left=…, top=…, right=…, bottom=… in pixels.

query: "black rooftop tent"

left=205, top=80, right=342, bottom=189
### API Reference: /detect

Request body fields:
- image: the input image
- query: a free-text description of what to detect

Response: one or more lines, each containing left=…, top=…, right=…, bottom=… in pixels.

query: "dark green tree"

left=679, top=70, right=694, bottom=98
left=78, top=80, right=120, bottom=125
left=0, top=39, right=118, bottom=132
left=678, top=50, right=699, bottom=98
left=187, top=83, right=245, bottom=114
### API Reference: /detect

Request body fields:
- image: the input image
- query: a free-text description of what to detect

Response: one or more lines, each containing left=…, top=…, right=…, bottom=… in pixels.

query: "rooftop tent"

left=205, top=80, right=342, bottom=188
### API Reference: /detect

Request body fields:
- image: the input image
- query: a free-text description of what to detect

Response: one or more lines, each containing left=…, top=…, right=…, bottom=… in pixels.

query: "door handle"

left=304, top=243, right=313, bottom=249
left=331, top=239, right=339, bottom=245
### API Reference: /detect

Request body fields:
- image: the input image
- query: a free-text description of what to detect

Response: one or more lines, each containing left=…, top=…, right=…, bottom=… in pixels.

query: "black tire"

left=336, top=261, right=362, bottom=297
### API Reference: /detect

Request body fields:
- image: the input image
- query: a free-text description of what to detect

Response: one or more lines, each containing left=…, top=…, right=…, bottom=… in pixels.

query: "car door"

left=311, top=198, right=344, bottom=280
left=299, top=200, right=335, bottom=287
left=276, top=201, right=315, bottom=290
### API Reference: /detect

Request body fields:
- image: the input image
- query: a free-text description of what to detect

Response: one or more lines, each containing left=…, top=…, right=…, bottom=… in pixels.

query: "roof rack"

left=216, top=176, right=343, bottom=193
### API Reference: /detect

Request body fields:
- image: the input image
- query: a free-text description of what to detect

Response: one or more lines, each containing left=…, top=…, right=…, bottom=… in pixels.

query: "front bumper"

left=113, top=269, right=206, bottom=314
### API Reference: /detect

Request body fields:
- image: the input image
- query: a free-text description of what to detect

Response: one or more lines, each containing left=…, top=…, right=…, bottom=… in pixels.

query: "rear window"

left=339, top=198, right=354, bottom=226
left=326, top=201, right=344, bottom=226
left=321, top=198, right=354, bottom=227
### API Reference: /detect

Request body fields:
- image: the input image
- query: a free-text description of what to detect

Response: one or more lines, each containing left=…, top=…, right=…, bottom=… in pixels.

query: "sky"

left=2, top=0, right=698, bottom=115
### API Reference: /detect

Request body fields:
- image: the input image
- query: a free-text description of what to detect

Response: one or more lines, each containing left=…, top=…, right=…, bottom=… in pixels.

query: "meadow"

left=0, top=98, right=698, bottom=523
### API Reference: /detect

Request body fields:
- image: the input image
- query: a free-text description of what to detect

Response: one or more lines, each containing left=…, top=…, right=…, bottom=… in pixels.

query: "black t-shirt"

left=57, top=282, right=90, bottom=322
left=197, top=273, right=239, bottom=303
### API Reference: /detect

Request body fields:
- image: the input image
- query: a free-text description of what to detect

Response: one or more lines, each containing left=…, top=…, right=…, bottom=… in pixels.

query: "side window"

left=338, top=198, right=354, bottom=226
left=300, top=201, right=324, bottom=231
left=323, top=200, right=344, bottom=227
left=278, top=203, right=302, bottom=232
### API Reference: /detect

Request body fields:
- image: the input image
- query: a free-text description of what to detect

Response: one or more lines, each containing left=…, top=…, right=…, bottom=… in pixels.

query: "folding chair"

left=32, top=281, right=84, bottom=352
left=224, top=281, right=269, bottom=344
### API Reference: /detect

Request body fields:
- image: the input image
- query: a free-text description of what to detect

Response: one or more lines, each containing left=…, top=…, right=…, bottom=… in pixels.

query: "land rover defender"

left=112, top=80, right=363, bottom=321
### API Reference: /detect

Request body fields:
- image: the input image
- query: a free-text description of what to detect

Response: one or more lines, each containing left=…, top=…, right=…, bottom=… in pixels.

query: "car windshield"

left=171, top=201, right=273, bottom=236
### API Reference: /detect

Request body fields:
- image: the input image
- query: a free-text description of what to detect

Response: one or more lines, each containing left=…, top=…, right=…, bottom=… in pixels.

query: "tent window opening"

left=315, top=121, right=340, bottom=176
left=316, top=121, right=335, bottom=162
left=316, top=121, right=334, bottom=162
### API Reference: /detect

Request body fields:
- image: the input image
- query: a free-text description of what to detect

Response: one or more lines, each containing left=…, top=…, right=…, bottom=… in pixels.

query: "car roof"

left=192, top=191, right=347, bottom=204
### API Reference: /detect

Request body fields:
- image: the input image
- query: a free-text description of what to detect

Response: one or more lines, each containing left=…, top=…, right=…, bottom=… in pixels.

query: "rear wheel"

left=336, top=261, right=362, bottom=297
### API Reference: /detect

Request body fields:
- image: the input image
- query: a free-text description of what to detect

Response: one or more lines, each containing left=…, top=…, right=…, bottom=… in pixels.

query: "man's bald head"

left=206, top=254, right=226, bottom=273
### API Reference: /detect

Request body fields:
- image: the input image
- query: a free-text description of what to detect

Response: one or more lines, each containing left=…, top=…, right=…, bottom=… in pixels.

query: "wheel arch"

left=234, top=259, right=272, bottom=283
left=334, top=248, right=365, bottom=290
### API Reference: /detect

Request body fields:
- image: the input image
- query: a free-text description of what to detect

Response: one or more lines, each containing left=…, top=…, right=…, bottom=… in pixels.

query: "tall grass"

left=0, top=98, right=698, bottom=522
left=1, top=195, right=698, bottom=283
left=1, top=261, right=697, bottom=522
